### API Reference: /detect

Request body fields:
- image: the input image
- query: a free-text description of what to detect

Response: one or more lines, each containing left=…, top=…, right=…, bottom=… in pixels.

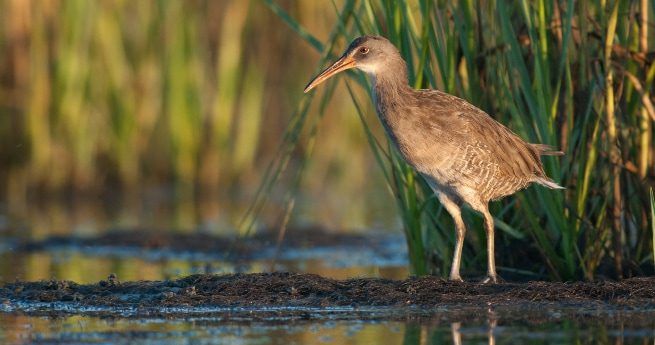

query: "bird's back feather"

left=390, top=89, right=563, bottom=201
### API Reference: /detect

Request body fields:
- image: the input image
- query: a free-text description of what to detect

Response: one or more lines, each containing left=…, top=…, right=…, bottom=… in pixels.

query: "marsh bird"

left=304, top=36, right=563, bottom=283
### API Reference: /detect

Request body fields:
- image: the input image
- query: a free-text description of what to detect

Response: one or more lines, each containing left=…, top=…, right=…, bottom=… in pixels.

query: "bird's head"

left=304, top=36, right=400, bottom=93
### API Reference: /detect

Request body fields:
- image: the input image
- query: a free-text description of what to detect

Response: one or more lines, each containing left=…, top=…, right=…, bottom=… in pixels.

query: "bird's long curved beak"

left=303, top=54, right=356, bottom=93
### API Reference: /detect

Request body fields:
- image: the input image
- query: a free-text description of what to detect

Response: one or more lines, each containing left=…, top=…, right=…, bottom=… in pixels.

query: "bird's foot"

left=480, top=275, right=503, bottom=284
left=449, top=275, right=464, bottom=283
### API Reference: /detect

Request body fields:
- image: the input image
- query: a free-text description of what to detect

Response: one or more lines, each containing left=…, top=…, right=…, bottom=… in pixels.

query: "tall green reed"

left=268, top=0, right=655, bottom=280
left=0, top=0, right=284, bottom=202
left=1, top=0, right=418, bottom=236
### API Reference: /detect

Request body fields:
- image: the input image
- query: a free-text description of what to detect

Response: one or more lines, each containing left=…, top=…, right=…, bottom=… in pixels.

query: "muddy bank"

left=2, top=273, right=655, bottom=322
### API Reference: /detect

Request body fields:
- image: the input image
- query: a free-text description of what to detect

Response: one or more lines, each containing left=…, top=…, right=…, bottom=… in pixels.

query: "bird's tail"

left=535, top=177, right=565, bottom=190
left=531, top=144, right=564, bottom=189
left=532, top=144, right=564, bottom=156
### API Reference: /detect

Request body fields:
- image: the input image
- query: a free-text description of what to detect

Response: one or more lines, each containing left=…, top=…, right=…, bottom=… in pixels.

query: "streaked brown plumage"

left=304, top=35, right=563, bottom=283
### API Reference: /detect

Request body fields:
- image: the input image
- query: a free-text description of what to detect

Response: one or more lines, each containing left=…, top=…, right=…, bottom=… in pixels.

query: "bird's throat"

left=372, top=67, right=412, bottom=116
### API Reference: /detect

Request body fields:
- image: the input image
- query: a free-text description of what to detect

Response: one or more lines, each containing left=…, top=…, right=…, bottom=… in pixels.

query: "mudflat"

left=2, top=273, right=654, bottom=323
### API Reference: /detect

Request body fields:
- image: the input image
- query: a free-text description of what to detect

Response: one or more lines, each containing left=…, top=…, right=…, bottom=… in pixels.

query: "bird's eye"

left=359, top=47, right=369, bottom=54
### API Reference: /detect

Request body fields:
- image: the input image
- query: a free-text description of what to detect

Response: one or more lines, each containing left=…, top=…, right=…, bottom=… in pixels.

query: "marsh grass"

left=268, top=0, right=655, bottom=280
left=1, top=1, right=379, bottom=228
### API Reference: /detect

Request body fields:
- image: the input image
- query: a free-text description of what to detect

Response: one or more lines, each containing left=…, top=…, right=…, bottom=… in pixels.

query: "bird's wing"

left=415, top=89, right=547, bottom=183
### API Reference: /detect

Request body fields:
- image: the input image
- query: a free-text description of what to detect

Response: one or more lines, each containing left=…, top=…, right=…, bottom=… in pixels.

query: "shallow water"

left=0, top=233, right=409, bottom=283
left=2, top=313, right=654, bottom=345
left=2, top=200, right=655, bottom=344
left=0, top=195, right=407, bottom=284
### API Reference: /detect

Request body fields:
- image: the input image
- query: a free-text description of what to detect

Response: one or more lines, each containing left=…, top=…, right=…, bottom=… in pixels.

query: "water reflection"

left=2, top=192, right=251, bottom=239
left=0, top=228, right=409, bottom=283
left=0, top=248, right=409, bottom=284
left=1, top=313, right=653, bottom=345
left=1, top=195, right=654, bottom=344
left=1, top=188, right=399, bottom=241
left=0, top=192, right=406, bottom=283
left=401, top=319, right=655, bottom=345
left=449, top=320, right=496, bottom=345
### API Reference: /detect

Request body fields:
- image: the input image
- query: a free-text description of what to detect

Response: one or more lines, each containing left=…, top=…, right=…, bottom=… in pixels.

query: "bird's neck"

left=370, top=57, right=413, bottom=114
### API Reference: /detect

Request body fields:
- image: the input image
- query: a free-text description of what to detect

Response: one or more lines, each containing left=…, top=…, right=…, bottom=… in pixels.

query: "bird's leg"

left=437, top=193, right=466, bottom=282
left=468, top=200, right=500, bottom=284
left=451, top=322, right=462, bottom=345
left=481, top=208, right=499, bottom=284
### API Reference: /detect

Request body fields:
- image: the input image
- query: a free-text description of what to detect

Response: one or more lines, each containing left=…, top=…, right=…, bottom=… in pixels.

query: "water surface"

left=1, top=198, right=654, bottom=345
left=2, top=314, right=654, bottom=345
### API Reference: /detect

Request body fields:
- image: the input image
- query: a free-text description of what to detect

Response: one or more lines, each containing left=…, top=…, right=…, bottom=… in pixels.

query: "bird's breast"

left=374, top=104, right=451, bottom=175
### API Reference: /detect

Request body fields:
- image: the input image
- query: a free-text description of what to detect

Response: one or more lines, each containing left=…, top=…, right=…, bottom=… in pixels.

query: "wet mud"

left=2, top=273, right=655, bottom=324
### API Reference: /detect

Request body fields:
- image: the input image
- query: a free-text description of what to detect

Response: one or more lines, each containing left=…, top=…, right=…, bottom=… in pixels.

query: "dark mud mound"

left=2, top=273, right=655, bottom=319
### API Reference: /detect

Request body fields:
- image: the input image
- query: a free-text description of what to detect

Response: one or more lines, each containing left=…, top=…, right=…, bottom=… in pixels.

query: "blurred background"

left=0, top=0, right=396, bottom=235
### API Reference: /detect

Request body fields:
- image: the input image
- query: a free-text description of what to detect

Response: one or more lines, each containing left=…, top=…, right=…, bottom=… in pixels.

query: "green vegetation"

left=268, top=0, right=655, bottom=280
left=0, top=2, right=332, bottom=194
left=1, top=1, right=653, bottom=280
left=1, top=1, right=254, bottom=194
left=0, top=1, right=389, bottom=230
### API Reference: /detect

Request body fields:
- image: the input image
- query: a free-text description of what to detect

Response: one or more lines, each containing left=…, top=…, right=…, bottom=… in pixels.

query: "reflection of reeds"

left=270, top=0, right=655, bottom=279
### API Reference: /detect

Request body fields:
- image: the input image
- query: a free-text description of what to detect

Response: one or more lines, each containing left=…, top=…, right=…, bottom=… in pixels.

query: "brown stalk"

left=604, top=1, right=623, bottom=279
left=623, top=71, right=655, bottom=122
